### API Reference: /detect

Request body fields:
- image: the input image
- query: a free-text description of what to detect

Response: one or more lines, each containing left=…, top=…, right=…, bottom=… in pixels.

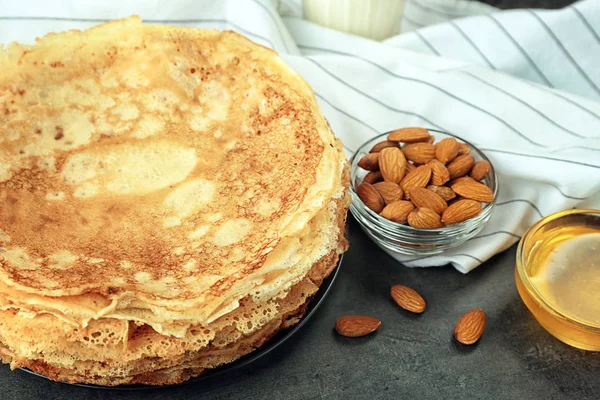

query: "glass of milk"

left=303, top=0, right=406, bottom=41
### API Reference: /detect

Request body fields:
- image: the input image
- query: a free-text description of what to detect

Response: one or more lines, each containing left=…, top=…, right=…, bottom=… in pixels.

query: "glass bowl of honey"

left=516, top=209, right=600, bottom=351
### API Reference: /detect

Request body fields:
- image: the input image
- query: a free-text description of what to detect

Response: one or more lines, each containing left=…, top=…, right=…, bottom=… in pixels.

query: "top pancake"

left=0, top=17, right=341, bottom=301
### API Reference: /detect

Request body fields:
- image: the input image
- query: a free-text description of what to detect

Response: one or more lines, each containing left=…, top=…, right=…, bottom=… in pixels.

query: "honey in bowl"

left=516, top=209, right=600, bottom=351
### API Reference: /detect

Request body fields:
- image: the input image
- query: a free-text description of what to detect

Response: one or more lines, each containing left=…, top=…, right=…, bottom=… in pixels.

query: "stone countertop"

left=2, top=217, right=599, bottom=400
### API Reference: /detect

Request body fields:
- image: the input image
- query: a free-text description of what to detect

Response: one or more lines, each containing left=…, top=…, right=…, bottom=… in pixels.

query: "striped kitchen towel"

left=2, top=0, right=599, bottom=272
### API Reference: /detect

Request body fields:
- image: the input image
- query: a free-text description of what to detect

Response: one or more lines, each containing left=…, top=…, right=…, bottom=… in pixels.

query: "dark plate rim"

left=21, top=254, right=342, bottom=391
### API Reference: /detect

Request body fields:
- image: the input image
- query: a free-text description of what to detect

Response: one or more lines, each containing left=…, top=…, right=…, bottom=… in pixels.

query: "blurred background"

left=301, top=0, right=582, bottom=41
left=479, top=0, right=575, bottom=8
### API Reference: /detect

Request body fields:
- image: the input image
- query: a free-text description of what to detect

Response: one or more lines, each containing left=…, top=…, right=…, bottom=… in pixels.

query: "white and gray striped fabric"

left=2, top=0, right=599, bottom=273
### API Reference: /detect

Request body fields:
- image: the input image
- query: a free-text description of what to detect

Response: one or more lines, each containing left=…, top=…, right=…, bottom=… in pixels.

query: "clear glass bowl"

left=515, top=209, right=600, bottom=351
left=349, top=129, right=498, bottom=256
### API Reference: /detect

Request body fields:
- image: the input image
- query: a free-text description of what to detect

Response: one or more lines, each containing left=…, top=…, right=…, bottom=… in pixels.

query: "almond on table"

left=454, top=309, right=486, bottom=345
left=390, top=285, right=426, bottom=313
left=336, top=316, right=382, bottom=337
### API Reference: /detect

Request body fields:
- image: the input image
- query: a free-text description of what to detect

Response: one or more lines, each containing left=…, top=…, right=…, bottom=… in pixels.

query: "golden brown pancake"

left=0, top=17, right=349, bottom=385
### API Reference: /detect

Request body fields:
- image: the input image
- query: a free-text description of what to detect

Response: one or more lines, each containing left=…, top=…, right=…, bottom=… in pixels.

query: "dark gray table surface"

left=2, top=217, right=600, bottom=400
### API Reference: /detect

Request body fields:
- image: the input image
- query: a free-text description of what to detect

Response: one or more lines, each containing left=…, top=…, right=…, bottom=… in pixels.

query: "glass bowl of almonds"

left=349, top=128, right=498, bottom=256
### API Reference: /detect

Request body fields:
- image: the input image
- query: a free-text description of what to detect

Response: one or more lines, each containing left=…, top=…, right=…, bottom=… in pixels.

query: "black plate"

left=21, top=255, right=342, bottom=390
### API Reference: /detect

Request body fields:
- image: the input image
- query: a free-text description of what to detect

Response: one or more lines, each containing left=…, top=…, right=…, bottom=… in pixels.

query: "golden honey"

left=516, top=209, right=600, bottom=351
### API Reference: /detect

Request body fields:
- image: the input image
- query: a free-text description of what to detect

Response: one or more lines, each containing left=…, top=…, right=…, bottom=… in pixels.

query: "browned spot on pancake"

left=54, top=126, right=64, bottom=140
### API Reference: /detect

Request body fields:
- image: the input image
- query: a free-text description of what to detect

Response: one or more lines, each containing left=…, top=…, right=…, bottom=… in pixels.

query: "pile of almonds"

left=335, top=285, right=486, bottom=345
left=356, top=127, right=494, bottom=229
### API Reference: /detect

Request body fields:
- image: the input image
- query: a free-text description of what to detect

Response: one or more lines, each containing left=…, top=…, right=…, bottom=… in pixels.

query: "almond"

left=336, top=315, right=381, bottom=337
left=379, top=147, right=406, bottom=184
left=402, top=143, right=436, bottom=165
left=357, top=152, right=380, bottom=171
left=370, top=140, right=399, bottom=153
left=454, top=308, right=486, bottom=345
left=390, top=285, right=426, bottom=313
left=451, top=178, right=494, bottom=203
left=405, top=162, right=416, bottom=174
left=387, top=127, right=431, bottom=143
left=400, top=165, right=432, bottom=199
left=470, top=160, right=492, bottom=181
left=441, top=199, right=482, bottom=225
left=448, top=176, right=475, bottom=187
left=447, top=155, right=475, bottom=179
left=363, top=171, right=383, bottom=185
left=407, top=207, right=443, bottom=229
left=457, top=142, right=471, bottom=155
left=427, top=159, right=450, bottom=186
left=435, top=138, right=459, bottom=164
left=373, top=182, right=404, bottom=204
left=427, top=185, right=456, bottom=202
left=380, top=200, right=414, bottom=223
left=409, top=187, right=448, bottom=215
left=357, top=182, right=385, bottom=213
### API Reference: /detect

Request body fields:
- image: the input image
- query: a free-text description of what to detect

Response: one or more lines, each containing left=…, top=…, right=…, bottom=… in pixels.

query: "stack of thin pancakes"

left=0, top=17, right=349, bottom=386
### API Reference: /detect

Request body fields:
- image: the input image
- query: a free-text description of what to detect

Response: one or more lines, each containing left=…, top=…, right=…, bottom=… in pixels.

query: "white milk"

left=303, top=0, right=406, bottom=41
